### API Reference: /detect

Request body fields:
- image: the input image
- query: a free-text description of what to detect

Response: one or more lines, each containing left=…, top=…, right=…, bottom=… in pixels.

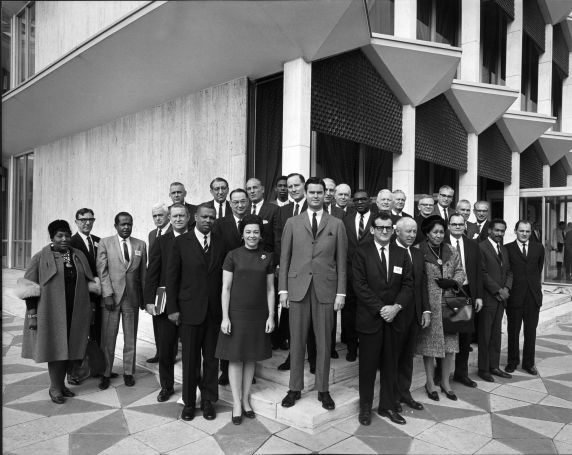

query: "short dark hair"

left=169, top=203, right=189, bottom=216
left=372, top=212, right=393, bottom=225
left=276, top=176, right=288, bottom=184
left=304, top=177, right=325, bottom=192
left=75, top=208, right=94, bottom=219
left=239, top=214, right=264, bottom=236
left=489, top=218, right=507, bottom=230
left=210, top=177, right=229, bottom=189
left=230, top=188, right=248, bottom=199
left=114, top=212, right=133, bottom=225
left=353, top=189, right=369, bottom=197
left=448, top=212, right=465, bottom=224
left=514, top=219, right=531, bottom=230
left=421, top=215, right=446, bottom=235
left=196, top=203, right=216, bottom=214
left=286, top=173, right=305, bottom=183
left=48, top=220, right=72, bottom=239
left=170, top=181, right=184, bottom=189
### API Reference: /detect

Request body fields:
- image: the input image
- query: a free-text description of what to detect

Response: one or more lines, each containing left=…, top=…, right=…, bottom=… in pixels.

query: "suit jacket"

left=505, top=240, right=544, bottom=308
left=144, top=231, right=176, bottom=309
left=390, top=211, right=412, bottom=226
left=148, top=224, right=173, bottom=255
left=203, top=199, right=232, bottom=219
left=413, top=215, right=430, bottom=245
left=274, top=200, right=308, bottom=263
left=445, top=234, right=483, bottom=301
left=343, top=210, right=374, bottom=282
left=324, top=204, right=345, bottom=219
left=278, top=211, right=347, bottom=303
left=71, top=232, right=100, bottom=276
left=467, top=220, right=490, bottom=243
left=479, top=239, right=513, bottom=308
left=97, top=236, right=147, bottom=308
left=249, top=200, right=279, bottom=255
left=352, top=241, right=414, bottom=333
left=394, top=243, right=429, bottom=325
left=166, top=231, right=225, bottom=325
left=212, top=216, right=243, bottom=257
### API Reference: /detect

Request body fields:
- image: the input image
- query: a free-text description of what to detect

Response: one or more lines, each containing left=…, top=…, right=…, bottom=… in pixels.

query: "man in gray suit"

left=279, top=177, right=348, bottom=411
left=97, top=212, right=147, bottom=390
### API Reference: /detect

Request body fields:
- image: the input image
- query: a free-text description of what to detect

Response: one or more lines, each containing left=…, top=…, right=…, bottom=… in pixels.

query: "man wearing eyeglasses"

left=70, top=208, right=103, bottom=384
left=432, top=185, right=455, bottom=220
left=202, top=177, right=232, bottom=219
left=414, top=194, right=435, bottom=245
left=467, top=201, right=490, bottom=242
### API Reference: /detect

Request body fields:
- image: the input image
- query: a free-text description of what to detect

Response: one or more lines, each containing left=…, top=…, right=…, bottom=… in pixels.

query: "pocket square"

left=263, top=220, right=268, bottom=224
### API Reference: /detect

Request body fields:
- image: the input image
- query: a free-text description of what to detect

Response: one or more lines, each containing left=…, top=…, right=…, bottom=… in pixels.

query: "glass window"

left=16, top=2, right=35, bottom=84
left=552, top=66, right=563, bottom=132
left=480, top=3, right=507, bottom=85
left=1, top=7, right=11, bottom=94
left=367, top=0, right=394, bottom=35
left=521, top=34, right=539, bottom=112
left=416, top=0, right=460, bottom=46
left=12, top=152, right=33, bottom=269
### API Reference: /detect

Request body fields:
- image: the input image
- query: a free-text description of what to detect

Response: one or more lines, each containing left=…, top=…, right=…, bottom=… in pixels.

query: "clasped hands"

left=379, top=304, right=400, bottom=322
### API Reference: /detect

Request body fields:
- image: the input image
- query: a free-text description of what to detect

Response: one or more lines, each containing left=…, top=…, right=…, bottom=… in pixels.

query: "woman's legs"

left=241, top=361, right=256, bottom=411
left=423, top=356, right=437, bottom=392
left=48, top=360, right=67, bottom=395
left=228, top=361, right=243, bottom=416
left=440, top=353, right=454, bottom=391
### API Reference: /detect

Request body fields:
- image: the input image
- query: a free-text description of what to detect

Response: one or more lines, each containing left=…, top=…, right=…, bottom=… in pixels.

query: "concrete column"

left=394, top=0, right=416, bottom=39
left=459, top=133, right=479, bottom=204
left=567, top=174, right=572, bottom=187
left=460, top=0, right=480, bottom=82
left=537, top=24, right=553, bottom=116
left=561, top=60, right=572, bottom=132
left=282, top=58, right=311, bottom=177
left=393, top=105, right=416, bottom=215
left=503, top=151, right=520, bottom=243
left=543, top=164, right=550, bottom=188
left=506, top=0, right=524, bottom=110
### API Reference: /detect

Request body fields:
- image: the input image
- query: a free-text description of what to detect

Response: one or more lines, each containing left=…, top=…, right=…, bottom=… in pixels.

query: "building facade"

left=2, top=0, right=572, bottom=283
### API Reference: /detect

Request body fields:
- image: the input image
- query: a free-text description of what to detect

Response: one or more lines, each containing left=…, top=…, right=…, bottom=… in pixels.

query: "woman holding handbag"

left=415, top=215, right=465, bottom=401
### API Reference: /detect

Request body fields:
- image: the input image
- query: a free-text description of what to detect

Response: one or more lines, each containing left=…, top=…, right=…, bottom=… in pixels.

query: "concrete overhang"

left=565, top=152, right=572, bottom=174
left=496, top=111, right=556, bottom=153
left=444, top=80, right=519, bottom=134
left=2, top=0, right=371, bottom=156
left=362, top=34, right=461, bottom=107
left=564, top=16, right=572, bottom=48
left=536, top=131, right=572, bottom=165
left=538, top=0, right=572, bottom=25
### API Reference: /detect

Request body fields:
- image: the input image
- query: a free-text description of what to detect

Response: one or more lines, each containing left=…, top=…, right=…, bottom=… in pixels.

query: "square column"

left=506, top=0, right=524, bottom=110
left=538, top=24, right=553, bottom=116
left=543, top=164, right=550, bottom=188
left=393, top=104, right=416, bottom=215
left=562, top=60, right=572, bottom=132
left=282, top=58, right=311, bottom=177
left=459, top=133, right=478, bottom=205
left=460, top=0, right=480, bottom=82
left=503, top=151, right=520, bottom=243
left=394, top=0, right=416, bottom=39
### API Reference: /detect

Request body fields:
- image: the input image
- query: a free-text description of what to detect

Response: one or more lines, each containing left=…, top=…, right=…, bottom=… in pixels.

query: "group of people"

left=552, top=220, right=572, bottom=280
left=16, top=175, right=545, bottom=427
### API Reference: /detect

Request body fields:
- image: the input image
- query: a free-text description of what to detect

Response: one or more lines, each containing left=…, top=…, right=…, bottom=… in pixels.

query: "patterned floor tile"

left=3, top=416, right=68, bottom=452
left=256, top=413, right=289, bottom=434
left=544, top=379, right=572, bottom=402
left=407, top=438, right=456, bottom=454
left=443, top=413, right=492, bottom=438
left=184, top=407, right=235, bottom=434
left=492, top=414, right=551, bottom=439
left=510, top=378, right=548, bottom=393
left=254, top=435, right=312, bottom=454
left=498, top=404, right=572, bottom=424
left=540, top=395, right=572, bottom=409
left=166, top=436, right=225, bottom=455
left=491, top=384, right=547, bottom=404
left=3, top=407, right=45, bottom=428
left=132, top=419, right=208, bottom=453
left=122, top=408, right=177, bottom=434
left=554, top=440, right=572, bottom=454
left=48, top=410, right=117, bottom=434
left=128, top=401, right=182, bottom=419
left=352, top=413, right=411, bottom=437
left=3, top=371, right=50, bottom=385
left=497, top=438, right=558, bottom=454
left=537, top=339, right=572, bottom=353
left=422, top=402, right=488, bottom=422
left=475, top=439, right=523, bottom=454
left=416, top=422, right=490, bottom=454
left=450, top=386, right=491, bottom=412
left=555, top=424, right=572, bottom=444
left=52, top=396, right=116, bottom=416
left=3, top=384, right=52, bottom=404
left=115, top=386, right=158, bottom=407
left=69, top=433, right=127, bottom=455
left=355, top=436, right=412, bottom=454
left=215, top=432, right=270, bottom=455
left=543, top=406, right=572, bottom=424
left=3, top=363, right=49, bottom=374
left=99, top=435, right=160, bottom=454
left=502, top=415, right=565, bottom=438
left=318, top=436, right=377, bottom=454
left=72, top=409, right=130, bottom=435
left=128, top=371, right=160, bottom=389
left=277, top=425, right=352, bottom=452
left=10, top=434, right=69, bottom=455
left=76, top=388, right=122, bottom=409
left=7, top=397, right=68, bottom=418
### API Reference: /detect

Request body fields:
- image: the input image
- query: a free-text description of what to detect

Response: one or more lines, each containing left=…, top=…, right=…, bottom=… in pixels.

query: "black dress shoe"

left=400, top=397, right=424, bottom=410
left=218, top=373, right=229, bottom=386
left=110, top=372, right=119, bottom=379
left=453, top=375, right=477, bottom=388
left=146, top=355, right=159, bottom=364
left=490, top=368, right=512, bottom=379
left=523, top=365, right=538, bottom=375
left=67, top=377, right=80, bottom=386
left=378, top=408, right=406, bottom=425
left=439, top=385, right=458, bottom=401
left=318, top=391, right=335, bottom=410
left=346, top=352, right=357, bottom=362
left=309, top=363, right=316, bottom=375
left=61, top=386, right=76, bottom=398
left=425, top=384, right=439, bottom=401
left=478, top=371, right=494, bottom=382
left=395, top=401, right=403, bottom=413
left=281, top=390, right=301, bottom=408
left=232, top=411, right=242, bottom=425
left=252, top=377, right=256, bottom=384
left=201, top=400, right=216, bottom=420
left=242, top=408, right=255, bottom=419
left=505, top=364, right=516, bottom=373
left=49, top=389, right=66, bottom=404
left=124, top=374, right=135, bottom=387
left=278, top=358, right=290, bottom=371
left=157, top=387, right=175, bottom=402
left=98, top=376, right=110, bottom=390
left=279, top=341, right=289, bottom=350
left=358, top=407, right=372, bottom=426
left=331, top=350, right=339, bottom=359
left=181, top=406, right=195, bottom=421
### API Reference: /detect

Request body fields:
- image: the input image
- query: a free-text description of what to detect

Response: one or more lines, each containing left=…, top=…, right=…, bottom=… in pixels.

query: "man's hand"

left=498, top=287, right=510, bottom=301
left=334, top=295, right=345, bottom=311
left=474, top=298, right=483, bottom=312
left=421, top=312, right=431, bottom=328
left=280, top=293, right=289, bottom=309
left=145, top=304, right=155, bottom=316
left=168, top=312, right=180, bottom=325
left=380, top=304, right=400, bottom=323
left=103, top=296, right=114, bottom=311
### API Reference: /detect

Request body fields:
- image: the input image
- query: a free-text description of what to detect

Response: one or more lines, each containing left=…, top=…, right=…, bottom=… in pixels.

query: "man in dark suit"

left=467, top=201, right=490, bottom=242
left=334, top=183, right=351, bottom=214
left=393, top=217, right=430, bottom=410
left=166, top=204, right=224, bottom=421
left=342, top=189, right=374, bottom=361
left=455, top=199, right=472, bottom=236
left=478, top=219, right=513, bottom=382
left=169, top=182, right=197, bottom=222
left=246, top=178, right=279, bottom=253
left=69, top=208, right=102, bottom=384
left=146, top=202, right=173, bottom=364
left=271, top=175, right=289, bottom=207
left=203, top=177, right=232, bottom=219
left=143, top=203, right=190, bottom=402
left=211, top=188, right=248, bottom=385
left=432, top=185, right=455, bottom=221
left=414, top=194, right=436, bottom=245
left=323, top=178, right=345, bottom=220
left=435, top=213, right=484, bottom=388
left=279, top=177, right=348, bottom=411
left=391, top=190, right=412, bottom=221
left=505, top=220, right=545, bottom=375
left=353, top=212, right=413, bottom=425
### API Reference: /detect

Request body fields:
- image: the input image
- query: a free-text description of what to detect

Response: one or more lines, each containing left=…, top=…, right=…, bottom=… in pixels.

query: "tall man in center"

left=279, top=177, right=348, bottom=410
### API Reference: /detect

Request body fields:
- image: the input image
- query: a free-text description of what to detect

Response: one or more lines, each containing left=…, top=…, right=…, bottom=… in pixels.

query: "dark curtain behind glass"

left=364, top=146, right=392, bottom=196
left=367, top=0, right=394, bottom=35
left=316, top=133, right=359, bottom=189
left=436, top=0, right=460, bottom=46
left=416, top=0, right=431, bottom=40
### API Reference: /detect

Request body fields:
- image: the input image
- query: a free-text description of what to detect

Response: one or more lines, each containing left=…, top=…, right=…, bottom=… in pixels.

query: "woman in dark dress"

left=216, top=214, right=275, bottom=425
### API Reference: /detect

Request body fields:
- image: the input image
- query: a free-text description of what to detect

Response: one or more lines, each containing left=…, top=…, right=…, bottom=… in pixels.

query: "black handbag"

left=442, top=287, right=474, bottom=334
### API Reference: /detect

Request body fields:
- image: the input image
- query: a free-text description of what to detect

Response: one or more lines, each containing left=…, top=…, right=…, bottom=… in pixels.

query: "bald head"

left=376, top=189, right=393, bottom=212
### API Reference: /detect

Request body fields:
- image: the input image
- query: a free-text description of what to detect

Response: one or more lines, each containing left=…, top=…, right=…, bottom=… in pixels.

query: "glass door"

left=12, top=152, right=33, bottom=269
left=544, top=195, right=572, bottom=284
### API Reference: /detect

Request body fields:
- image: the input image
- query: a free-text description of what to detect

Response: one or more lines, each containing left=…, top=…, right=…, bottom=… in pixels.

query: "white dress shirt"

left=519, top=241, right=528, bottom=255
left=251, top=199, right=264, bottom=215
left=78, top=232, right=94, bottom=250
left=212, top=199, right=228, bottom=218
left=354, top=211, right=371, bottom=240
left=275, top=199, right=288, bottom=207
left=374, top=240, right=390, bottom=281
left=451, top=235, right=469, bottom=285
left=117, top=235, right=132, bottom=263
left=194, top=227, right=211, bottom=248
left=307, top=207, right=323, bottom=225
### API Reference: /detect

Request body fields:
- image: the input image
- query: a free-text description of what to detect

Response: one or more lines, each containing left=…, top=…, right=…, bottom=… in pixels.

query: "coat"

left=18, top=245, right=95, bottom=363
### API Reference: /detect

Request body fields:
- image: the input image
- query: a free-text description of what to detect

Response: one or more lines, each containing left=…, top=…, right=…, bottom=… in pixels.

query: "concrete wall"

left=35, top=1, right=148, bottom=71
left=31, top=77, right=248, bottom=251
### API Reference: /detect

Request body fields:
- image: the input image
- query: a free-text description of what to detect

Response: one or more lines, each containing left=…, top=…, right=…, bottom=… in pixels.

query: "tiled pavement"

left=4, top=308, right=572, bottom=455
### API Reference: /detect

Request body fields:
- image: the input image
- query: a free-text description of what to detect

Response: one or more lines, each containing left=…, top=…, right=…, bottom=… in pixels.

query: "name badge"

left=473, top=233, right=479, bottom=239
left=263, top=220, right=268, bottom=224
left=393, top=266, right=402, bottom=274
left=135, top=250, right=142, bottom=257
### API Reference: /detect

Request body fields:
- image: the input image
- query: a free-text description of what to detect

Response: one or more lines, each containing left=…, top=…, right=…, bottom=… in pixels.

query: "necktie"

left=312, top=212, right=318, bottom=239
left=251, top=203, right=256, bottom=215
left=443, top=207, right=448, bottom=221
left=456, top=239, right=463, bottom=269
left=522, top=243, right=527, bottom=257
left=380, top=246, right=388, bottom=281
left=294, top=203, right=300, bottom=216
left=325, top=205, right=329, bottom=214
left=203, top=235, right=209, bottom=253
left=218, top=203, right=223, bottom=219
left=87, top=235, right=95, bottom=259
left=157, top=228, right=162, bottom=238
left=497, top=243, right=503, bottom=264
left=358, top=214, right=364, bottom=240
left=122, top=240, right=130, bottom=263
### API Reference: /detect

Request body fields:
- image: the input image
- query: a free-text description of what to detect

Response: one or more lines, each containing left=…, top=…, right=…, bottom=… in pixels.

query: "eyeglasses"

left=419, top=203, right=434, bottom=207
left=439, top=194, right=454, bottom=199
left=77, top=218, right=95, bottom=223
left=230, top=200, right=248, bottom=205
left=449, top=223, right=465, bottom=227
left=373, top=226, right=393, bottom=232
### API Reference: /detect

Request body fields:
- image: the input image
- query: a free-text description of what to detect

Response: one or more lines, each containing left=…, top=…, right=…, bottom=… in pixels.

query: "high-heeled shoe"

left=425, top=384, right=439, bottom=401
left=439, top=384, right=457, bottom=401
left=49, top=389, right=65, bottom=404
left=242, top=407, right=255, bottom=419
left=232, top=411, right=242, bottom=425
left=61, top=386, right=76, bottom=398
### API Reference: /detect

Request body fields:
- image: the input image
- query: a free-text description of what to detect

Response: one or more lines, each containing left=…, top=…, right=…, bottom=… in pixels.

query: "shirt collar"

left=194, top=227, right=210, bottom=240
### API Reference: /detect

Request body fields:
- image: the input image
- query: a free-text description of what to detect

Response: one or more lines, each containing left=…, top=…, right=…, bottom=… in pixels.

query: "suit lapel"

left=372, top=242, right=388, bottom=284
left=316, top=212, right=329, bottom=237
left=111, top=238, right=128, bottom=270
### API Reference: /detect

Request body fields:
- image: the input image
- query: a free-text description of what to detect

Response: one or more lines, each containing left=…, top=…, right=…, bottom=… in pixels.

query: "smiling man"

left=203, top=177, right=231, bottom=219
